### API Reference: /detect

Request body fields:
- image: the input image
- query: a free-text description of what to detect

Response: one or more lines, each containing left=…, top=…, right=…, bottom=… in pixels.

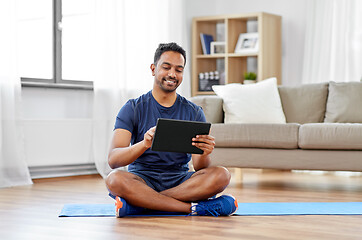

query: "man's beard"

left=159, top=77, right=179, bottom=92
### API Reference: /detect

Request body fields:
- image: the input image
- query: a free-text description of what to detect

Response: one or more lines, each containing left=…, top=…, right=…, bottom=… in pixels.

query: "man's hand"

left=143, top=126, right=156, bottom=149
left=192, top=134, right=215, bottom=156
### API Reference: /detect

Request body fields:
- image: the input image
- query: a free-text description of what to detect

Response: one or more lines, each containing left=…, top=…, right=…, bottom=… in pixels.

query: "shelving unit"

left=191, top=12, right=282, bottom=96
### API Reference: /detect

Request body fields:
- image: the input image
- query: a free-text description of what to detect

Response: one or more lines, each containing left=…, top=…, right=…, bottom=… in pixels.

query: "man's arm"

left=191, top=134, right=215, bottom=171
left=108, top=127, right=156, bottom=169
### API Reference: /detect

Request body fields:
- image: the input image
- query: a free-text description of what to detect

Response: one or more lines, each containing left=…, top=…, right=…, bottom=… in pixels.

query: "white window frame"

left=21, top=0, right=93, bottom=90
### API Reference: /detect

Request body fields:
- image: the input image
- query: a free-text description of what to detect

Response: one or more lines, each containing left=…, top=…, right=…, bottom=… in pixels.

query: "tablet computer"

left=151, top=118, right=211, bottom=154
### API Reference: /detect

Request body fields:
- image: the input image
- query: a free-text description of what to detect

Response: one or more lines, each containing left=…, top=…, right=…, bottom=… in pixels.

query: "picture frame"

left=210, top=41, right=225, bottom=55
left=234, top=33, right=259, bottom=54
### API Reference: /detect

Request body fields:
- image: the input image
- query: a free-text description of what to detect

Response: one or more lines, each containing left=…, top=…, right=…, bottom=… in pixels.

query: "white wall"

left=184, top=0, right=308, bottom=86
left=21, top=87, right=92, bottom=119
left=21, top=87, right=94, bottom=167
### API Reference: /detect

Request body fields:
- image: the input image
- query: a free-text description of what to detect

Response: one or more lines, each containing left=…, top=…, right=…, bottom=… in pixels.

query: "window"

left=17, top=0, right=94, bottom=89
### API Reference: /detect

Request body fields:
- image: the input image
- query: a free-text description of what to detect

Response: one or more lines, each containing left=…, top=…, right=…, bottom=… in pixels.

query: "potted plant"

left=243, top=72, right=257, bottom=84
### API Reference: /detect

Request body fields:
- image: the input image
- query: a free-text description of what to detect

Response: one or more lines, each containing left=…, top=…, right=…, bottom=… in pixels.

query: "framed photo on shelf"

left=234, top=32, right=259, bottom=54
left=210, top=41, right=225, bottom=55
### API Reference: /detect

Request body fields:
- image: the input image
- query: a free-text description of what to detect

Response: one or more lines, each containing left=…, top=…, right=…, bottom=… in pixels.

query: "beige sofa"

left=190, top=82, right=362, bottom=172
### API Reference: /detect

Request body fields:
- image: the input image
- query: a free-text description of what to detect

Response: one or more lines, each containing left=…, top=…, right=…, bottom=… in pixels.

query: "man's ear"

left=150, top=64, right=155, bottom=76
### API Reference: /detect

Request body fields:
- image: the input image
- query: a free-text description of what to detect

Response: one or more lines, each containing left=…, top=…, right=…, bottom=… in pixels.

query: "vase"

left=243, top=80, right=257, bottom=84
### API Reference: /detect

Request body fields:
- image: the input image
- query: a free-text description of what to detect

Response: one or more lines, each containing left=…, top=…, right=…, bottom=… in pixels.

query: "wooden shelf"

left=197, top=53, right=259, bottom=58
left=196, top=54, right=225, bottom=59
left=227, top=53, right=258, bottom=57
left=191, top=12, right=282, bottom=96
left=195, top=91, right=215, bottom=95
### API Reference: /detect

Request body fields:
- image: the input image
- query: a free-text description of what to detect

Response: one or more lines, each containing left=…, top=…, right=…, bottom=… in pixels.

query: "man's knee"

left=207, top=166, right=231, bottom=190
left=215, top=166, right=231, bottom=185
left=106, top=170, right=131, bottom=196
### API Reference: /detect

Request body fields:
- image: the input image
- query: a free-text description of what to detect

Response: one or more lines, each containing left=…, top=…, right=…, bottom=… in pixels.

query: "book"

left=200, top=33, right=214, bottom=55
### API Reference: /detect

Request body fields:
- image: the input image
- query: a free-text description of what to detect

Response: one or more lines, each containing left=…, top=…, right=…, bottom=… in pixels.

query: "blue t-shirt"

left=114, top=91, right=206, bottom=174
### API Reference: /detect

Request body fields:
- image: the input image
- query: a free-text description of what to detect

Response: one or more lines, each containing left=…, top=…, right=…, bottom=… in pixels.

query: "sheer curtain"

left=92, top=0, right=188, bottom=178
left=299, top=0, right=362, bottom=177
left=302, top=0, right=362, bottom=83
left=0, top=0, right=32, bottom=188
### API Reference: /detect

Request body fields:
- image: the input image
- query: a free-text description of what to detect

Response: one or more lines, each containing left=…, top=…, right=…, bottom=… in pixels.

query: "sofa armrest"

left=189, top=96, right=224, bottom=123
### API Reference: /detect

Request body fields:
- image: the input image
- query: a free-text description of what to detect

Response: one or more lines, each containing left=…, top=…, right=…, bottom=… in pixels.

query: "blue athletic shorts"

left=130, top=170, right=195, bottom=192
left=107, top=170, right=217, bottom=201
left=109, top=170, right=195, bottom=199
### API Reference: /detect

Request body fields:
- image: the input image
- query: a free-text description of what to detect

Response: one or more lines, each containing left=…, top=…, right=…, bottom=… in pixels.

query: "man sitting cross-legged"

left=106, top=42, right=238, bottom=217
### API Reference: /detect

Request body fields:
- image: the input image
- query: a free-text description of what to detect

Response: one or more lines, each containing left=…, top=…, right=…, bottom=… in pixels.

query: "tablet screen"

left=151, top=118, right=211, bottom=154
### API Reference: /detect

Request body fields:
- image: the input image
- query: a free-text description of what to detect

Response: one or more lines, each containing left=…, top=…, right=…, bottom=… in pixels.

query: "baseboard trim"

left=29, top=163, right=98, bottom=179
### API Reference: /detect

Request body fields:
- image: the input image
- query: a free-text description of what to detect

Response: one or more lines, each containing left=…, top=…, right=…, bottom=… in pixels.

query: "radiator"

left=29, top=163, right=98, bottom=179
left=21, top=119, right=94, bottom=170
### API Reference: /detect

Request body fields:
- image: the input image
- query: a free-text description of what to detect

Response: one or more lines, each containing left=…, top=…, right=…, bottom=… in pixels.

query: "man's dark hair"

left=154, top=42, right=186, bottom=66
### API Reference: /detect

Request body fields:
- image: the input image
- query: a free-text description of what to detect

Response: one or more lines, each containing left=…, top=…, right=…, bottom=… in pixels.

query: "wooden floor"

left=1, top=170, right=362, bottom=240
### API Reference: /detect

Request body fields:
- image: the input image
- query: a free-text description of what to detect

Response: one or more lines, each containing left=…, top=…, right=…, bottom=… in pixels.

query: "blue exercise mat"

left=59, top=204, right=116, bottom=217
left=59, top=202, right=362, bottom=217
left=233, top=202, right=362, bottom=216
left=59, top=204, right=186, bottom=217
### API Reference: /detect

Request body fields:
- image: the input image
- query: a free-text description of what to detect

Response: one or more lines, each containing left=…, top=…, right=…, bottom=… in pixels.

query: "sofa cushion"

left=278, top=82, right=328, bottom=124
left=324, top=81, right=362, bottom=123
left=189, top=95, right=223, bottom=123
left=299, top=123, right=362, bottom=150
left=210, top=123, right=300, bottom=149
left=212, top=78, right=286, bottom=124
